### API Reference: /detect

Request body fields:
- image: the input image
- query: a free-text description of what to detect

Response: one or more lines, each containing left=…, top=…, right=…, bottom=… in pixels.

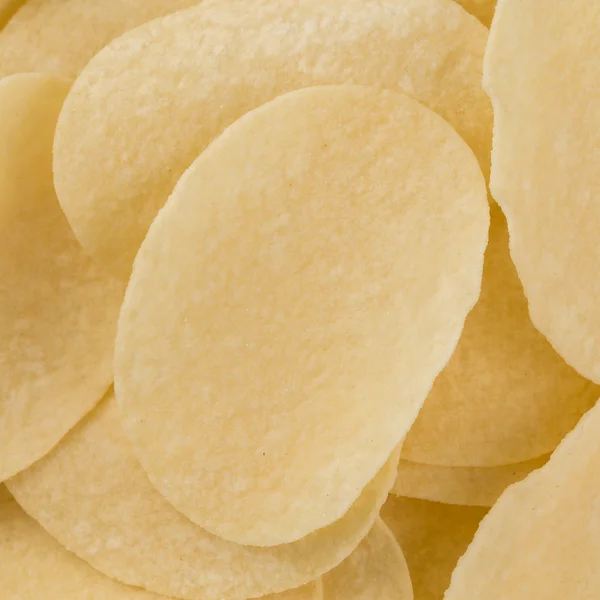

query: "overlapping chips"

left=54, top=0, right=490, bottom=277
left=0, top=0, right=201, bottom=77
left=114, top=84, right=488, bottom=546
left=0, top=73, right=124, bottom=483
left=8, top=391, right=399, bottom=600
left=2, top=0, right=599, bottom=597
left=484, top=0, right=600, bottom=383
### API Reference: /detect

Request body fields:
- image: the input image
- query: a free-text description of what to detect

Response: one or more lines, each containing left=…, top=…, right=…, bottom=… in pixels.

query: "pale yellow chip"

left=0, top=0, right=203, bottom=78
left=0, top=73, right=125, bottom=483
left=402, top=204, right=597, bottom=467
left=382, top=495, right=487, bottom=600
left=453, top=0, right=496, bottom=26
left=0, top=487, right=321, bottom=600
left=484, top=0, right=600, bottom=383
left=114, top=84, right=489, bottom=546
left=7, top=390, right=399, bottom=600
left=54, top=0, right=490, bottom=277
left=322, top=519, right=413, bottom=600
left=393, top=454, right=548, bottom=507
left=445, top=399, right=600, bottom=599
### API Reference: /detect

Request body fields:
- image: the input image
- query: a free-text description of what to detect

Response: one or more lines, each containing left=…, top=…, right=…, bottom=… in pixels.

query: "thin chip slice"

left=402, top=204, right=597, bottom=467
left=114, top=85, right=489, bottom=546
left=0, top=73, right=124, bottom=483
left=7, top=391, right=399, bottom=600
left=0, top=0, right=203, bottom=78
left=322, top=519, right=413, bottom=600
left=484, top=0, right=600, bottom=382
left=454, top=0, right=496, bottom=26
left=393, top=454, right=548, bottom=507
left=445, top=399, right=600, bottom=599
left=54, top=0, right=490, bottom=277
left=381, top=496, right=487, bottom=600
left=0, top=487, right=321, bottom=600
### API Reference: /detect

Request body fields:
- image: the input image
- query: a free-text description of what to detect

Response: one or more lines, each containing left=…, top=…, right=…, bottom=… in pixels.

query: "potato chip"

left=0, top=487, right=322, bottom=600
left=54, top=0, right=490, bottom=277
left=0, top=0, right=21, bottom=29
left=402, top=204, right=597, bottom=467
left=393, top=454, right=548, bottom=507
left=0, top=0, right=203, bottom=78
left=322, top=519, right=413, bottom=600
left=484, top=0, right=600, bottom=383
left=114, top=84, right=489, bottom=546
left=382, top=496, right=487, bottom=600
left=7, top=391, right=399, bottom=600
left=0, top=73, right=125, bottom=483
left=445, top=399, right=600, bottom=599
left=454, top=0, right=496, bottom=26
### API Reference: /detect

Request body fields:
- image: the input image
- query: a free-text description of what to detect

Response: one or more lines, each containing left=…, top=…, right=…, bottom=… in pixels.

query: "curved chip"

left=454, top=0, right=496, bottom=26
left=0, top=73, right=124, bottom=483
left=445, top=399, right=600, bottom=599
left=393, top=455, right=548, bottom=507
left=54, top=0, right=490, bottom=277
left=114, top=85, right=489, bottom=546
left=484, top=0, right=600, bottom=382
left=382, top=495, right=487, bottom=600
left=0, top=0, right=202, bottom=78
left=402, top=204, right=597, bottom=467
left=0, top=0, right=21, bottom=29
left=7, top=391, right=399, bottom=600
left=322, top=519, right=413, bottom=600
left=0, top=488, right=321, bottom=600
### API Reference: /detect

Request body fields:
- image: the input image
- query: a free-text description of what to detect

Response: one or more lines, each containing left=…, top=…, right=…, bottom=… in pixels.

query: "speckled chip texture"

left=402, top=204, right=597, bottom=467
left=393, top=454, right=548, bottom=507
left=484, top=0, right=600, bottom=383
left=0, top=487, right=168, bottom=600
left=382, top=496, right=487, bottom=600
left=0, top=487, right=322, bottom=600
left=7, top=392, right=399, bottom=600
left=114, top=85, right=489, bottom=547
left=454, top=0, right=496, bottom=26
left=322, top=519, right=413, bottom=600
left=445, top=399, right=600, bottom=599
left=0, top=0, right=202, bottom=78
left=0, top=74, right=125, bottom=483
left=53, top=0, right=490, bottom=277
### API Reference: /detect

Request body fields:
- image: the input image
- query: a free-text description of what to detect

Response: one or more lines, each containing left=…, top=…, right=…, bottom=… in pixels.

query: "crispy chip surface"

left=445, top=399, right=600, bottom=599
left=114, top=84, right=488, bottom=546
left=7, top=391, right=398, bottom=600
left=0, top=74, right=124, bottom=483
left=484, top=0, right=600, bottom=382
left=54, top=0, right=490, bottom=277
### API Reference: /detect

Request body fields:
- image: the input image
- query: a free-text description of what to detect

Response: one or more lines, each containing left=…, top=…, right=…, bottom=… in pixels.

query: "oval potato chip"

left=322, top=519, right=413, bottom=600
left=114, top=85, right=489, bottom=546
left=0, top=488, right=322, bottom=600
left=484, top=0, right=600, bottom=382
left=454, top=0, right=496, bottom=26
left=445, top=399, right=600, bottom=599
left=402, top=204, right=597, bottom=467
left=0, top=73, right=124, bottom=483
left=7, top=391, right=399, bottom=600
left=0, top=0, right=203, bottom=78
left=393, top=455, right=548, bottom=507
left=54, top=0, right=490, bottom=277
left=381, top=495, right=487, bottom=600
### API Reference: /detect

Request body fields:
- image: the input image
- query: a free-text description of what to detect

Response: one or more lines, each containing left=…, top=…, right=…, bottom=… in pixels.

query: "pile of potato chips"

left=2, top=0, right=599, bottom=598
